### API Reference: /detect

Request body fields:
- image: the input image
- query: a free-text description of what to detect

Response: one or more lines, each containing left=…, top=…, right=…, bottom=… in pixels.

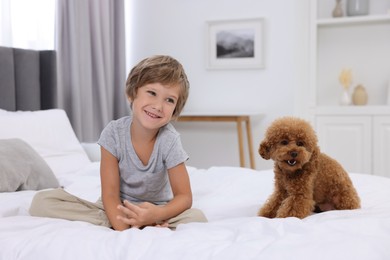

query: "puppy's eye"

left=297, top=141, right=304, bottom=146
left=281, top=140, right=288, bottom=145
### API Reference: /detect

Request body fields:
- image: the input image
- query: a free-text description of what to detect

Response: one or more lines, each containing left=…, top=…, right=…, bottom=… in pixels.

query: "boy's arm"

left=117, top=163, right=192, bottom=227
left=100, top=147, right=130, bottom=231
left=158, top=162, right=193, bottom=220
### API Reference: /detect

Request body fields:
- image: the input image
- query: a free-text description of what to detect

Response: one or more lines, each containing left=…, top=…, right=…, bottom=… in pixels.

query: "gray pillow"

left=0, top=138, right=59, bottom=192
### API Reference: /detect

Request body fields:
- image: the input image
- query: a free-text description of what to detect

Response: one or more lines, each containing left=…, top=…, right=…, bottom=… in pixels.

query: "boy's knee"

left=29, top=189, right=58, bottom=217
left=29, top=191, right=46, bottom=216
left=190, top=208, right=208, bottom=223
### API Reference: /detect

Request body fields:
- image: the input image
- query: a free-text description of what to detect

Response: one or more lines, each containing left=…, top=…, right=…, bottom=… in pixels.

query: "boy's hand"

left=116, top=200, right=165, bottom=228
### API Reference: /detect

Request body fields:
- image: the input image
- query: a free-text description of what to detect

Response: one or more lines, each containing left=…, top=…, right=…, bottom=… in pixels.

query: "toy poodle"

left=258, top=116, right=360, bottom=219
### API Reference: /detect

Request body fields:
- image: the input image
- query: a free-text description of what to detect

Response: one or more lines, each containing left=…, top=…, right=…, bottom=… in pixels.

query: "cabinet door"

left=373, top=116, right=390, bottom=178
left=315, top=116, right=372, bottom=174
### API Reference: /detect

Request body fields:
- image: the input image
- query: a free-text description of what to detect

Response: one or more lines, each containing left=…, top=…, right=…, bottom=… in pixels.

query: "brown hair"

left=125, top=55, right=190, bottom=118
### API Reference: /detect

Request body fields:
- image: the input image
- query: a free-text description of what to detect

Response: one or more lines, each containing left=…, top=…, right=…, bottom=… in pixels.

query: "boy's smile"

left=144, top=110, right=161, bottom=119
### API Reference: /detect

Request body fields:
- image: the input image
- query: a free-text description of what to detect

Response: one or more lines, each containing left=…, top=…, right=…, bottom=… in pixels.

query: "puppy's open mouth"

left=286, top=160, right=297, bottom=166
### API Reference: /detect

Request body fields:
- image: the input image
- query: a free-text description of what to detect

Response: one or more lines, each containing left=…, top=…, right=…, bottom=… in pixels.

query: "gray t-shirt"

left=97, top=115, right=188, bottom=205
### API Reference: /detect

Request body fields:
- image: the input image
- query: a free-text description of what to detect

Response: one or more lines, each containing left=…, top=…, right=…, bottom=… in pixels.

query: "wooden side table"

left=177, top=113, right=260, bottom=169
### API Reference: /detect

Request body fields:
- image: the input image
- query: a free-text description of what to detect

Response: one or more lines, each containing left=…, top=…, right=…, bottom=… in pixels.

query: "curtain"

left=56, top=0, right=128, bottom=142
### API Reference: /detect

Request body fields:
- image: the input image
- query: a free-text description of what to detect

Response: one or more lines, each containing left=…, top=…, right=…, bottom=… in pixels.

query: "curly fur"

left=258, top=116, right=360, bottom=219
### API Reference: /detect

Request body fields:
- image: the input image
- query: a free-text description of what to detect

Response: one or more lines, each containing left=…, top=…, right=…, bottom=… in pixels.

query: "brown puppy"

left=258, top=117, right=360, bottom=219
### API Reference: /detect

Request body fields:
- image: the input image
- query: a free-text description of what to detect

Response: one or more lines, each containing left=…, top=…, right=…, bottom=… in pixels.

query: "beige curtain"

left=56, top=0, right=128, bottom=142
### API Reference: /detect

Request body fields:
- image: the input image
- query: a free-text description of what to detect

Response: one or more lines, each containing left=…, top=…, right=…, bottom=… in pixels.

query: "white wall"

left=126, top=0, right=310, bottom=170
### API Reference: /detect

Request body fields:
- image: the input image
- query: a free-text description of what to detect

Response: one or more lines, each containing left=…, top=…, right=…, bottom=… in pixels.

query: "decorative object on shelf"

left=346, top=0, right=369, bottom=16
left=339, top=69, right=352, bottom=105
left=352, top=84, right=368, bottom=105
left=340, top=89, right=351, bottom=105
left=332, top=0, right=344, bottom=18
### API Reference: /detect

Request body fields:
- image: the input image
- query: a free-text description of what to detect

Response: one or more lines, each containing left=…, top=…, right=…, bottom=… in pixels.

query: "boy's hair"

left=125, top=55, right=190, bottom=118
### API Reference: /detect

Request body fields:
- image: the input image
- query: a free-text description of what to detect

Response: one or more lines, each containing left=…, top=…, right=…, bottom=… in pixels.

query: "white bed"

left=1, top=109, right=390, bottom=260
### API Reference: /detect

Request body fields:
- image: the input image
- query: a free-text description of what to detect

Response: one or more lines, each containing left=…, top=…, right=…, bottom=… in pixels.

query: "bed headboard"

left=0, top=46, right=57, bottom=111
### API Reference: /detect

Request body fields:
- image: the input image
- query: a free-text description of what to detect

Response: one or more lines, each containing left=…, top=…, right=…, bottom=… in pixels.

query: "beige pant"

left=29, top=188, right=207, bottom=230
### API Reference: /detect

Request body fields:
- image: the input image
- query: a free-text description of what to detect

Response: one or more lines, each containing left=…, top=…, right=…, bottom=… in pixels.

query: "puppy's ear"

left=259, top=140, right=271, bottom=160
left=310, top=145, right=320, bottom=162
left=308, top=145, right=320, bottom=169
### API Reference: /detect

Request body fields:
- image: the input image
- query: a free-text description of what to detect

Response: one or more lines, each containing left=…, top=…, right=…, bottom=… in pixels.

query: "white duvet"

left=1, top=109, right=390, bottom=260
left=1, top=164, right=390, bottom=260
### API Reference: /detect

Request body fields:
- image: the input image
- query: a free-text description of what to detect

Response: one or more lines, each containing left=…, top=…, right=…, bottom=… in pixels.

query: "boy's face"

left=129, top=83, right=180, bottom=130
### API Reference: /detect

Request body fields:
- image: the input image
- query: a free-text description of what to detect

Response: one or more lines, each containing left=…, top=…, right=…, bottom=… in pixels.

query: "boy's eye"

left=281, top=140, right=288, bottom=145
left=166, top=98, right=176, bottom=104
left=147, top=90, right=156, bottom=96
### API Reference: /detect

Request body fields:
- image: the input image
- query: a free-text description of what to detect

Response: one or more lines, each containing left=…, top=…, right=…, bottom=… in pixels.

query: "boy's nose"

left=152, top=100, right=163, bottom=111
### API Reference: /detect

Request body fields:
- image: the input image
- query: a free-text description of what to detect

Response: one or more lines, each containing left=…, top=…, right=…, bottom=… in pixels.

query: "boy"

left=30, top=55, right=207, bottom=230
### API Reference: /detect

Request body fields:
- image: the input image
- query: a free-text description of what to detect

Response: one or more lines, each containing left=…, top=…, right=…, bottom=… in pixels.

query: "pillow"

left=0, top=138, right=59, bottom=192
left=0, top=109, right=91, bottom=176
left=81, top=142, right=101, bottom=162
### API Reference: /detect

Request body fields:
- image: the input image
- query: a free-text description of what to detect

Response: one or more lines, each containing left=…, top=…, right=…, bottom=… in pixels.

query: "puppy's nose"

left=290, top=151, right=298, bottom=158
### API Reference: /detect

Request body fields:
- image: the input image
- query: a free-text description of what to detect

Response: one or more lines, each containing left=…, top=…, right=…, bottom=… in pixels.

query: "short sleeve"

left=97, top=121, right=119, bottom=159
left=164, top=135, right=189, bottom=169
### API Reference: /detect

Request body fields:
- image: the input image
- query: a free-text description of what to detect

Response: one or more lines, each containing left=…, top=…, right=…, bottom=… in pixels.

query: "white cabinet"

left=373, top=116, right=390, bottom=177
left=309, top=1, right=390, bottom=177
left=314, top=107, right=390, bottom=177
left=316, top=115, right=371, bottom=174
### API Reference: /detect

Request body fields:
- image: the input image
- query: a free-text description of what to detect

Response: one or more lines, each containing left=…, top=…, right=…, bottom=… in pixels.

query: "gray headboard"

left=0, top=46, right=57, bottom=111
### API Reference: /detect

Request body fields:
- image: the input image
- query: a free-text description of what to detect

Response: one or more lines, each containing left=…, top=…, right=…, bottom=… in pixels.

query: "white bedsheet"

left=1, top=164, right=390, bottom=260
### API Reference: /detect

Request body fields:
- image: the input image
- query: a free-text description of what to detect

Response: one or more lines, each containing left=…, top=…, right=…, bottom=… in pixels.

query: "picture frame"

left=206, top=18, right=265, bottom=70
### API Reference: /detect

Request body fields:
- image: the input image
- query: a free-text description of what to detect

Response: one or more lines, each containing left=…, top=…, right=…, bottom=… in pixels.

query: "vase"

left=352, top=84, right=368, bottom=105
left=340, top=88, right=351, bottom=105
left=347, top=0, right=369, bottom=16
left=332, top=0, right=344, bottom=18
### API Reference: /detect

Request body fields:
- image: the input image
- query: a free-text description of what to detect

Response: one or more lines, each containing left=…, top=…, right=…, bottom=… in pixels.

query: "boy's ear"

left=259, top=140, right=271, bottom=160
left=127, top=97, right=133, bottom=109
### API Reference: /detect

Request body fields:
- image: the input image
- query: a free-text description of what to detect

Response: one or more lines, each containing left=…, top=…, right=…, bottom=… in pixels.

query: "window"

left=0, top=0, right=55, bottom=50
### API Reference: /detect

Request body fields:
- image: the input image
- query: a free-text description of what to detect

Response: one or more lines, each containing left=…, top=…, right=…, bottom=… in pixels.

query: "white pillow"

left=0, top=109, right=91, bottom=177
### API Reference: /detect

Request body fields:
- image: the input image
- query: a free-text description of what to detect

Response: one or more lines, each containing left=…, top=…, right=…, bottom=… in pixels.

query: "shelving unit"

left=317, top=14, right=390, bottom=26
left=309, top=0, right=390, bottom=177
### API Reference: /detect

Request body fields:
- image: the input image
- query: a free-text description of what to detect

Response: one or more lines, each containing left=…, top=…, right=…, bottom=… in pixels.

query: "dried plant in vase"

left=339, top=69, right=352, bottom=105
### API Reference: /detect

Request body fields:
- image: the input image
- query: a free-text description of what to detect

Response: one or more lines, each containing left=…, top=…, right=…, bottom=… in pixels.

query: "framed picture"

left=206, top=18, right=265, bottom=70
